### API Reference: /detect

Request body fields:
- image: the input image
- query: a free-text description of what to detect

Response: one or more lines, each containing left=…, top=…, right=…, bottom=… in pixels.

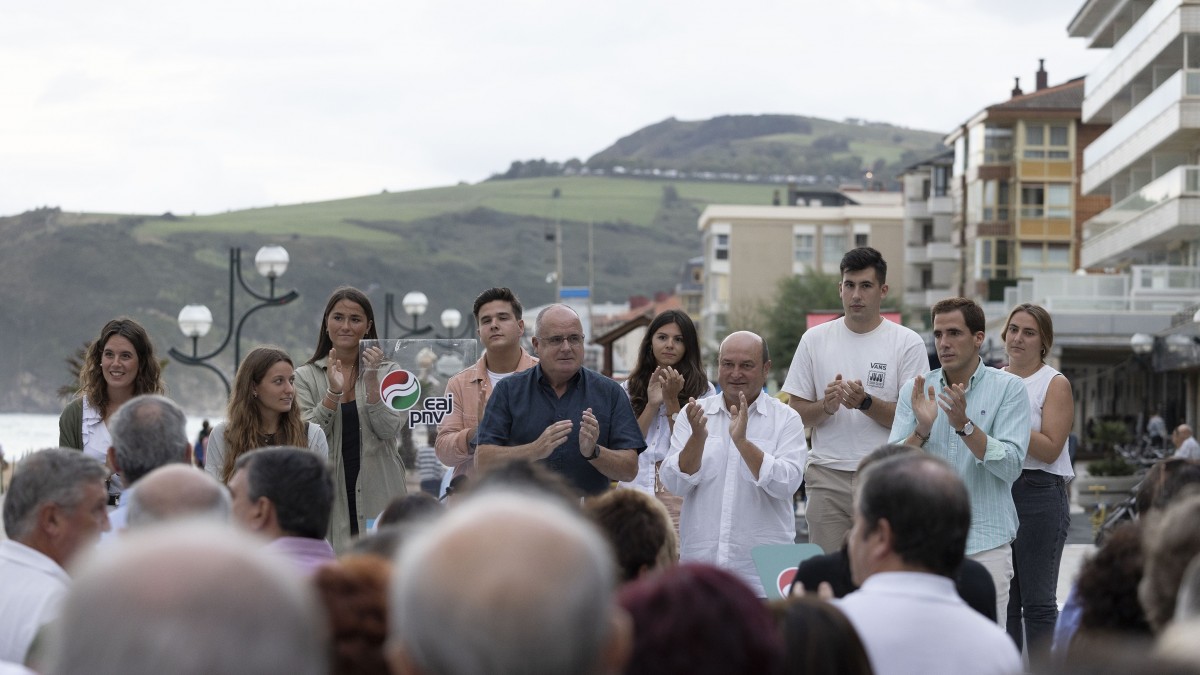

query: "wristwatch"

left=584, top=444, right=601, bottom=461
left=955, top=420, right=975, bottom=437
left=858, top=394, right=873, bottom=411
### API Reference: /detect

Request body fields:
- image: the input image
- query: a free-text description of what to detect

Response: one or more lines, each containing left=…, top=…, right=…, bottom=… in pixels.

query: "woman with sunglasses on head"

left=295, top=286, right=407, bottom=552
left=205, top=346, right=328, bottom=484
left=1001, top=303, right=1074, bottom=661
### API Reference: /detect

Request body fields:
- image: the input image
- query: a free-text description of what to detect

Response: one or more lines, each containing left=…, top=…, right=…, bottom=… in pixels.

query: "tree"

left=762, top=271, right=842, bottom=381
left=761, top=269, right=905, bottom=381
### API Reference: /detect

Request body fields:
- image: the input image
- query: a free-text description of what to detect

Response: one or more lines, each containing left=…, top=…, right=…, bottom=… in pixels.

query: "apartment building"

left=1068, top=0, right=1200, bottom=429
left=696, top=189, right=904, bottom=352
left=899, top=150, right=957, bottom=320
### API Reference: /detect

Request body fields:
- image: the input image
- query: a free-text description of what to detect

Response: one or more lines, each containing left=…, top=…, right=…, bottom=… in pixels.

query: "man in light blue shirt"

left=889, top=297, right=1030, bottom=629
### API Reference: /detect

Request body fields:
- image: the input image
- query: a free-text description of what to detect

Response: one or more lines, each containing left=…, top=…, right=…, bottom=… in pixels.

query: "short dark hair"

left=931, top=297, right=986, bottom=335
left=378, top=493, right=444, bottom=528
left=856, top=454, right=970, bottom=577
left=585, top=489, right=676, bottom=582
left=840, top=247, right=887, bottom=284
left=473, top=287, right=523, bottom=320
left=235, top=447, right=333, bottom=539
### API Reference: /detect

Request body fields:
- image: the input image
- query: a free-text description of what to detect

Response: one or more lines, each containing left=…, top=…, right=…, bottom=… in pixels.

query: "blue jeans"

left=1006, top=469, right=1070, bottom=659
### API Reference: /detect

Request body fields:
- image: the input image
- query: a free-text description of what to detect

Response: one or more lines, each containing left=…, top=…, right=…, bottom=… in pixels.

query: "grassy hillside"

left=2, top=177, right=775, bottom=414
left=138, top=177, right=778, bottom=240
left=586, top=114, right=946, bottom=188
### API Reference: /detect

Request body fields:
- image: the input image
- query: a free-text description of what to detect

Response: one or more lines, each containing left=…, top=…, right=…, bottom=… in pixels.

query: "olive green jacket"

left=295, top=357, right=407, bottom=553
left=58, top=398, right=84, bottom=450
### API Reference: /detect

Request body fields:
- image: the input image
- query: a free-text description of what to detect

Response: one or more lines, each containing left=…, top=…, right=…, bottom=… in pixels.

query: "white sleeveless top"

left=1014, top=364, right=1074, bottom=478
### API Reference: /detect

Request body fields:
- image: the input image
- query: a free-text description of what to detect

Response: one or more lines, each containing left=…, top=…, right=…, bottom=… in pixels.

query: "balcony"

left=1082, top=69, right=1200, bottom=193
left=1082, top=165, right=1200, bottom=267
left=927, top=195, right=953, bottom=215
left=1082, top=0, right=1189, bottom=122
left=906, top=199, right=930, bottom=219
left=997, top=269, right=1199, bottom=344
left=926, top=241, right=957, bottom=261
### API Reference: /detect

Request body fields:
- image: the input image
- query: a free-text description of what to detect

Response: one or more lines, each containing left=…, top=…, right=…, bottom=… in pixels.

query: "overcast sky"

left=0, top=1, right=1100, bottom=216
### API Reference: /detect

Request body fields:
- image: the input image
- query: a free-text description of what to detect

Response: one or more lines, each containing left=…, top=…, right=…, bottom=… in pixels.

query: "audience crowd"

left=5, top=264, right=1200, bottom=674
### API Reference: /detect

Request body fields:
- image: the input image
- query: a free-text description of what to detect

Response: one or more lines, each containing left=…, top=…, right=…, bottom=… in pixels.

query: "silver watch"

left=955, top=420, right=975, bottom=437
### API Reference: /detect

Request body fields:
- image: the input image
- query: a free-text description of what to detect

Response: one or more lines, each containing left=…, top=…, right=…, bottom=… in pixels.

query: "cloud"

left=0, top=0, right=1101, bottom=215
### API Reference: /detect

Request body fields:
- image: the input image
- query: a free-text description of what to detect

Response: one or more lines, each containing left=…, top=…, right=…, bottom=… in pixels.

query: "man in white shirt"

left=783, top=247, right=927, bottom=553
left=1173, top=424, right=1200, bottom=460
left=837, top=452, right=1020, bottom=675
left=661, top=331, right=807, bottom=596
left=0, top=448, right=110, bottom=664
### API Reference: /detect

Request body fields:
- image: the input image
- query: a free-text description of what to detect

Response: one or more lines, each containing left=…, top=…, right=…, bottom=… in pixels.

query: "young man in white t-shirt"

left=782, top=247, right=927, bottom=553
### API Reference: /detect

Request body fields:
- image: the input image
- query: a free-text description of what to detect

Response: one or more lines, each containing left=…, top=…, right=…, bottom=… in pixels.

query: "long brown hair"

left=627, top=310, right=709, bottom=416
left=78, top=317, right=165, bottom=418
left=307, top=286, right=379, bottom=364
left=221, top=346, right=308, bottom=482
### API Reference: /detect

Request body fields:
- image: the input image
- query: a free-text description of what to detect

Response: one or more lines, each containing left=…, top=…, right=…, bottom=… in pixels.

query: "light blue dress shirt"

left=889, top=358, right=1031, bottom=554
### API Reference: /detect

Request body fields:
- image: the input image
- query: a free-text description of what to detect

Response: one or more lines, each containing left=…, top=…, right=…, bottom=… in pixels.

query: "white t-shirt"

left=782, top=317, right=927, bottom=471
left=486, top=369, right=517, bottom=390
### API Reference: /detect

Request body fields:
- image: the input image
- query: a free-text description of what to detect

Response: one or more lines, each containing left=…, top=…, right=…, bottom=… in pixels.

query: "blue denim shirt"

left=477, top=364, right=646, bottom=495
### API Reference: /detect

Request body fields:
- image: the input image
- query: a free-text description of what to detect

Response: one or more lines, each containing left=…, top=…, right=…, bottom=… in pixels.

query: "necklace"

left=261, top=432, right=277, bottom=446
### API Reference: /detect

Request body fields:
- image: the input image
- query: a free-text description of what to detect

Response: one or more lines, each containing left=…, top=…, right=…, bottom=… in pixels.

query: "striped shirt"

left=889, top=358, right=1030, bottom=554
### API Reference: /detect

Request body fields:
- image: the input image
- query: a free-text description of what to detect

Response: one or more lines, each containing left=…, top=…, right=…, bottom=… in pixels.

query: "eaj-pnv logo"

left=381, top=370, right=422, bottom=411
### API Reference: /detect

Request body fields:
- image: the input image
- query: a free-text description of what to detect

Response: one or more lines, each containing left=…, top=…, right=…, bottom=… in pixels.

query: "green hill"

left=584, top=114, right=946, bottom=188
left=2, top=113, right=948, bottom=415
left=1, top=177, right=779, bottom=414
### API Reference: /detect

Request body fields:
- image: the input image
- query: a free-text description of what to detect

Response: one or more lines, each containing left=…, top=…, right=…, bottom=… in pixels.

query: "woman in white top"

left=58, top=317, right=166, bottom=501
left=206, top=346, right=328, bottom=483
left=620, top=310, right=714, bottom=502
left=1002, top=303, right=1074, bottom=659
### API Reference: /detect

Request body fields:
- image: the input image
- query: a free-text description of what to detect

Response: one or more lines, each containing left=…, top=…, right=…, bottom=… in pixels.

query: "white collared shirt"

left=0, top=540, right=71, bottom=664
left=80, top=395, right=111, bottom=464
left=836, top=572, right=1021, bottom=675
left=660, top=392, right=807, bottom=595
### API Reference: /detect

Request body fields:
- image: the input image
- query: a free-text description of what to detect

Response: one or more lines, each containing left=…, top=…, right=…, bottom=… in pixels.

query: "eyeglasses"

left=539, top=334, right=585, bottom=347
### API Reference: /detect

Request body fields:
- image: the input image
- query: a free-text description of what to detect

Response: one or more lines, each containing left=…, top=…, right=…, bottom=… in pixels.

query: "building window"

left=854, top=233, right=869, bottom=247
left=922, top=222, right=934, bottom=244
left=714, top=233, right=729, bottom=260
left=984, top=127, right=1013, bottom=164
left=921, top=178, right=931, bottom=200
left=983, top=180, right=1010, bottom=221
left=1023, top=124, right=1070, bottom=159
left=1020, top=183, right=1071, bottom=218
left=1019, top=242, right=1072, bottom=273
left=977, top=238, right=1014, bottom=281
left=822, top=227, right=847, bottom=272
left=933, top=165, right=950, bottom=197
left=794, top=233, right=815, bottom=266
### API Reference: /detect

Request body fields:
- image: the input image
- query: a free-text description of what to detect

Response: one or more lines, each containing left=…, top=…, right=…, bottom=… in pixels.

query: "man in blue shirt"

left=476, top=304, right=644, bottom=495
left=889, top=296, right=1030, bottom=630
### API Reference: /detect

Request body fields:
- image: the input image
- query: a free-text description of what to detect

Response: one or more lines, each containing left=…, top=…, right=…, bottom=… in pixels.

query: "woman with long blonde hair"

left=206, top=346, right=329, bottom=483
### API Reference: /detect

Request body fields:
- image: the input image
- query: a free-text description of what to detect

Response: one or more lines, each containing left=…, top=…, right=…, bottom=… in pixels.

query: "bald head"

left=45, top=523, right=327, bottom=675
left=717, top=331, right=770, bottom=407
left=126, top=465, right=231, bottom=529
left=390, top=491, right=625, bottom=675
